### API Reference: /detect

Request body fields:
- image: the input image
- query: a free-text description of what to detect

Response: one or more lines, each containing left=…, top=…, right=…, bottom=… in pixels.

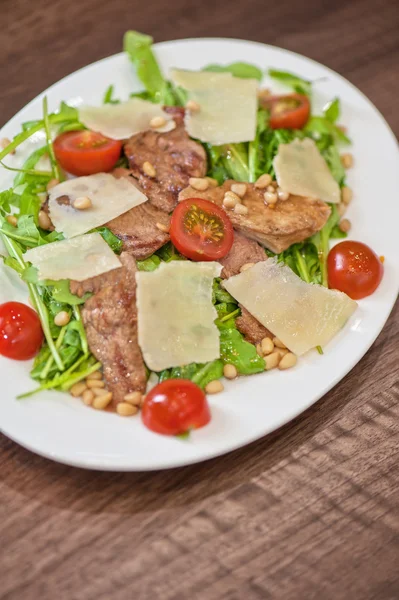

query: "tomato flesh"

left=141, top=379, right=211, bottom=436
left=170, top=198, right=234, bottom=261
left=262, top=93, right=310, bottom=129
left=327, top=241, right=383, bottom=300
left=53, top=130, right=122, bottom=176
left=0, top=302, right=43, bottom=360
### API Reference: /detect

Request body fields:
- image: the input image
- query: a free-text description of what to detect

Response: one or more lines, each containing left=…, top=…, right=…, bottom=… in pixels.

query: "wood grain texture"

left=1, top=0, right=398, bottom=598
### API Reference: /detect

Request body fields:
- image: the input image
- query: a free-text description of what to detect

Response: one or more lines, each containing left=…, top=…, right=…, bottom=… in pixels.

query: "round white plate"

left=0, top=39, right=398, bottom=471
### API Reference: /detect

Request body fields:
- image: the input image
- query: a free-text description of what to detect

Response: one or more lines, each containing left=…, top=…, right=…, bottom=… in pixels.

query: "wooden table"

left=1, top=1, right=398, bottom=598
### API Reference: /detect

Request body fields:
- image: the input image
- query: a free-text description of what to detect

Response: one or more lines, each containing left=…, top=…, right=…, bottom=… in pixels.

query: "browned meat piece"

left=75, top=253, right=147, bottom=405
left=124, top=115, right=207, bottom=213
left=219, top=232, right=266, bottom=278
left=179, top=180, right=331, bottom=254
left=236, top=306, right=272, bottom=345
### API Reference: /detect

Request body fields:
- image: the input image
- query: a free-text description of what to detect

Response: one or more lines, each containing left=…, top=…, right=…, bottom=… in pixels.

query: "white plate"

left=0, top=39, right=398, bottom=471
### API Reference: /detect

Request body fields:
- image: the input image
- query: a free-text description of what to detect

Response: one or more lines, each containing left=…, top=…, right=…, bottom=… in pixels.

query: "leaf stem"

left=43, top=97, right=60, bottom=180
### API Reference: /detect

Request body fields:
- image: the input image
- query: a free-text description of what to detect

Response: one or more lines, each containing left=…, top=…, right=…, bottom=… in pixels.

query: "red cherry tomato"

left=141, top=379, right=211, bottom=436
left=0, top=302, right=43, bottom=360
left=170, top=198, right=234, bottom=261
left=53, top=130, right=122, bottom=176
left=262, top=93, right=310, bottom=129
left=327, top=241, right=384, bottom=300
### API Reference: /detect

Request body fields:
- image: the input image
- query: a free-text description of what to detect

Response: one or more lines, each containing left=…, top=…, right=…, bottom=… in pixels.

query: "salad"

left=0, top=31, right=384, bottom=437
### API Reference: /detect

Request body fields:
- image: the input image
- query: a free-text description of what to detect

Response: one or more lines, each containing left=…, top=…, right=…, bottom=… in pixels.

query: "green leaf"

left=91, top=226, right=123, bottom=254
left=137, top=254, right=162, bottom=272
left=156, top=241, right=185, bottom=262
left=330, top=224, right=347, bottom=239
left=0, top=214, right=46, bottom=248
left=323, top=98, right=340, bottom=123
left=320, top=144, right=346, bottom=186
left=219, top=327, right=265, bottom=375
left=50, top=280, right=91, bottom=305
left=203, top=62, right=263, bottom=81
left=268, top=69, right=311, bottom=96
left=0, top=188, right=18, bottom=213
left=215, top=302, right=239, bottom=319
left=305, top=116, right=350, bottom=145
left=13, top=146, right=48, bottom=188
left=212, top=278, right=237, bottom=305
left=157, top=359, right=224, bottom=390
left=103, top=84, right=120, bottom=105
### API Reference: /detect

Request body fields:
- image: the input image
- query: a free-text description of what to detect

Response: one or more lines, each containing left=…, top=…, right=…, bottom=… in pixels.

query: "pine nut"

left=264, top=352, right=280, bottom=370
left=277, top=188, right=289, bottom=201
left=92, top=387, right=109, bottom=397
left=82, top=389, right=94, bottom=406
left=186, top=100, right=200, bottom=112
left=261, top=337, right=274, bottom=355
left=46, top=178, right=60, bottom=191
left=230, top=183, right=247, bottom=198
left=234, top=203, right=248, bottom=216
left=38, top=210, right=52, bottom=230
left=54, top=311, right=70, bottom=326
left=256, top=343, right=263, bottom=357
left=124, top=391, right=142, bottom=406
left=255, top=173, right=272, bottom=189
left=0, top=137, right=15, bottom=153
left=240, top=262, right=255, bottom=273
left=70, top=382, right=87, bottom=397
left=150, top=116, right=167, bottom=129
left=116, top=402, right=138, bottom=416
left=87, top=379, right=105, bottom=389
left=225, top=191, right=241, bottom=204
left=223, top=196, right=237, bottom=210
left=273, top=337, right=287, bottom=349
left=278, top=352, right=297, bottom=370
left=206, top=177, right=218, bottom=187
left=340, top=153, right=354, bottom=169
left=92, top=392, right=113, bottom=410
left=6, top=215, right=17, bottom=227
left=143, top=161, right=156, bottom=177
left=264, top=191, right=278, bottom=205
left=275, top=348, right=289, bottom=359
left=223, top=364, right=238, bottom=380
left=337, top=203, right=346, bottom=217
left=266, top=185, right=275, bottom=193
left=339, top=218, right=351, bottom=233
left=189, top=177, right=209, bottom=191
left=73, top=196, right=92, bottom=210
left=205, top=380, right=224, bottom=394
left=86, top=370, right=102, bottom=380
left=156, top=222, right=170, bottom=233
left=341, top=186, right=353, bottom=205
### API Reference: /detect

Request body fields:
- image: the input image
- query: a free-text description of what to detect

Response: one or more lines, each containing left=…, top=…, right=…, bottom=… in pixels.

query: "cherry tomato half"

left=262, top=93, right=310, bottom=129
left=327, top=241, right=384, bottom=300
left=170, top=198, right=234, bottom=261
left=141, top=379, right=211, bottom=436
left=53, top=130, right=122, bottom=176
left=0, top=302, right=43, bottom=360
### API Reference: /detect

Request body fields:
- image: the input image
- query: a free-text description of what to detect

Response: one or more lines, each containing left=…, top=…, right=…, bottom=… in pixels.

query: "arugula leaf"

left=103, top=84, right=120, bottom=105
left=212, top=279, right=237, bottom=305
left=321, top=144, right=346, bottom=186
left=91, top=226, right=123, bottom=254
left=330, top=224, right=348, bottom=239
left=323, top=98, right=340, bottom=123
left=203, top=62, right=263, bottom=81
left=0, top=189, right=18, bottom=213
left=137, top=254, right=162, bottom=271
left=268, top=69, right=311, bottom=96
left=158, top=359, right=224, bottom=389
left=219, top=327, right=265, bottom=374
left=310, top=204, right=341, bottom=286
left=13, top=146, right=48, bottom=188
left=0, top=214, right=47, bottom=248
left=50, top=280, right=91, bottom=305
left=305, top=116, right=350, bottom=145
left=156, top=241, right=185, bottom=262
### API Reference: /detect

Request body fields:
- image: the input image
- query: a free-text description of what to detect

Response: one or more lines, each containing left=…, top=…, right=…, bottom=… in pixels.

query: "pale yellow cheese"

left=273, top=138, right=341, bottom=204
left=48, top=173, right=147, bottom=238
left=24, top=232, right=122, bottom=281
left=170, top=69, right=258, bottom=145
left=223, top=259, right=357, bottom=355
left=79, top=98, right=175, bottom=139
left=136, top=261, right=222, bottom=371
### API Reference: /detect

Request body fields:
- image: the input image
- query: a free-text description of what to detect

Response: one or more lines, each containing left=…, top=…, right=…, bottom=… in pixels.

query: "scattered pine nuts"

left=156, top=222, right=170, bottom=233
left=189, top=177, right=209, bottom=191
left=339, top=218, right=351, bottom=233
left=73, top=196, right=92, bottom=210
left=256, top=343, right=263, bottom=357
left=54, top=311, right=70, bottom=326
left=92, top=392, right=113, bottom=410
left=273, top=337, right=287, bottom=349
left=230, top=183, right=247, bottom=198
left=143, top=161, right=156, bottom=177
left=205, top=380, right=224, bottom=394
left=6, top=215, right=17, bottom=227
left=117, top=402, right=138, bottom=416
left=206, top=177, right=218, bottom=187
left=86, top=370, right=103, bottom=381
left=278, top=352, right=297, bottom=370
left=124, top=391, right=143, bottom=406
left=86, top=379, right=105, bottom=389
left=254, top=173, right=272, bottom=189
left=264, top=352, right=280, bottom=370
left=264, top=191, right=278, bottom=205
left=0, top=138, right=15, bottom=154
left=340, top=153, right=354, bottom=169
left=266, top=185, right=275, bottom=193
left=225, top=191, right=241, bottom=204
left=186, top=100, right=200, bottom=112
left=239, top=262, right=255, bottom=273
left=46, top=178, right=60, bottom=191
left=38, top=210, right=52, bottom=230
left=341, top=186, right=353, bottom=205
left=223, top=364, right=238, bottom=380
left=223, top=196, right=237, bottom=210
left=261, top=337, right=274, bottom=355
left=277, top=188, right=289, bottom=201
left=70, top=382, right=87, bottom=397
left=234, top=203, right=248, bottom=216
left=82, top=389, right=94, bottom=406
left=337, top=203, right=346, bottom=217
left=92, top=387, right=109, bottom=397
left=275, top=348, right=289, bottom=360
left=150, top=116, right=167, bottom=129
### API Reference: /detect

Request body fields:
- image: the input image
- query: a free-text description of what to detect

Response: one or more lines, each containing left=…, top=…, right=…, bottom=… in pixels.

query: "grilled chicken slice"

left=179, top=180, right=331, bottom=254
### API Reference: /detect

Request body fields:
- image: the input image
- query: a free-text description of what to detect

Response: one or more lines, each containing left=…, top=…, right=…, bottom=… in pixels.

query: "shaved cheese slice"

left=79, top=98, right=175, bottom=139
left=136, top=261, right=222, bottom=371
left=273, top=138, right=340, bottom=204
left=170, top=69, right=258, bottom=145
left=24, top=233, right=122, bottom=282
left=48, top=173, right=147, bottom=238
left=224, top=259, right=356, bottom=355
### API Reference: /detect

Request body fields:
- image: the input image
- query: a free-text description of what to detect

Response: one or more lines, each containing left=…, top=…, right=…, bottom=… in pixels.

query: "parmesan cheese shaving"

left=224, top=259, right=357, bottom=356
left=48, top=173, right=147, bottom=238
left=136, top=261, right=222, bottom=371
left=170, top=69, right=258, bottom=145
left=24, top=233, right=122, bottom=282
left=273, top=138, right=341, bottom=204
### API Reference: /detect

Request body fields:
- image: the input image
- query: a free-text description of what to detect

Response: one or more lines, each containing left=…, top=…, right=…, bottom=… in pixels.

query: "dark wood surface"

left=1, top=1, right=398, bottom=598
